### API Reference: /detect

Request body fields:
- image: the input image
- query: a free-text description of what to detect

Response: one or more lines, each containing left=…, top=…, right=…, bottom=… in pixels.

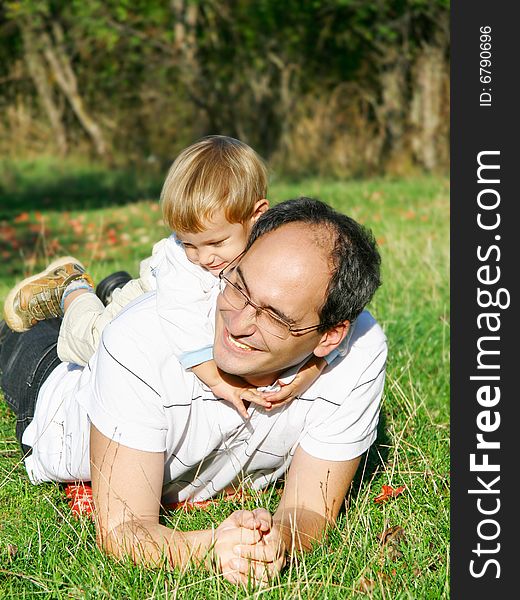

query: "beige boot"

left=3, top=256, right=94, bottom=332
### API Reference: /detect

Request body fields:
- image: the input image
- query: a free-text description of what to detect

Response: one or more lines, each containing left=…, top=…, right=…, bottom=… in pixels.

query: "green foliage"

left=0, top=0, right=449, bottom=173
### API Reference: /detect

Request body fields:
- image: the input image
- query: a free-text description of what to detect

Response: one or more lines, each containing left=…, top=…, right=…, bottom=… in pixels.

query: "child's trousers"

left=57, top=278, right=149, bottom=366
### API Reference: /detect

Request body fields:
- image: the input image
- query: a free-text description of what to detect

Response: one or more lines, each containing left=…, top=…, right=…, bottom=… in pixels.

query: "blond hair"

left=160, top=135, right=268, bottom=232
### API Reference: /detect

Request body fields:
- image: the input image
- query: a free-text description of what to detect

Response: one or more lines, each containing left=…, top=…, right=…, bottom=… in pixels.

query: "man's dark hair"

left=247, top=197, right=382, bottom=329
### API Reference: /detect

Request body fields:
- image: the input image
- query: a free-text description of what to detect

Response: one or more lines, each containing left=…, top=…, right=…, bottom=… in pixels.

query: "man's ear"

left=251, top=199, right=269, bottom=223
left=313, top=321, right=350, bottom=358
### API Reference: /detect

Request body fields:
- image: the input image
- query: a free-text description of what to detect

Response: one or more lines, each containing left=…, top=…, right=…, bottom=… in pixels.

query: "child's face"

left=177, top=202, right=268, bottom=276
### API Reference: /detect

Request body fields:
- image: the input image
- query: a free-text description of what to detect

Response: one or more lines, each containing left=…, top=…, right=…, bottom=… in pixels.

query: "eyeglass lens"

left=221, top=277, right=290, bottom=339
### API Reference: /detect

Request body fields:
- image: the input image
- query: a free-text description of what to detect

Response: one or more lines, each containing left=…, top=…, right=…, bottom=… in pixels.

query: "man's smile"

left=223, top=328, right=259, bottom=353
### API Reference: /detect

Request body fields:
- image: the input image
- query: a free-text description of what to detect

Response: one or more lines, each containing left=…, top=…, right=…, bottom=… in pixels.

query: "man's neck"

left=243, top=357, right=309, bottom=389
left=243, top=372, right=283, bottom=388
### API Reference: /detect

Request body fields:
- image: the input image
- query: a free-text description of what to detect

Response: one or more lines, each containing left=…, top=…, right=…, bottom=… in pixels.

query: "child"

left=3, top=136, right=338, bottom=417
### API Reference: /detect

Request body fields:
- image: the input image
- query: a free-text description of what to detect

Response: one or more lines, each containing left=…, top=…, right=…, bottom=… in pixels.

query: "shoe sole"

left=3, top=256, right=85, bottom=332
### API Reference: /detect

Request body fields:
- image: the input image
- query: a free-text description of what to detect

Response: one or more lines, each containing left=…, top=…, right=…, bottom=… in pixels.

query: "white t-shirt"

left=23, top=292, right=387, bottom=502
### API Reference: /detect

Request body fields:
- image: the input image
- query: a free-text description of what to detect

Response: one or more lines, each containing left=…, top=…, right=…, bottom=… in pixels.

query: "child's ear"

left=313, top=321, right=350, bottom=358
left=251, top=199, right=269, bottom=222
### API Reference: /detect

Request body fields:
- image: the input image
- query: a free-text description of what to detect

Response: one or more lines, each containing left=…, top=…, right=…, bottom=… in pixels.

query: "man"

left=0, top=198, right=386, bottom=585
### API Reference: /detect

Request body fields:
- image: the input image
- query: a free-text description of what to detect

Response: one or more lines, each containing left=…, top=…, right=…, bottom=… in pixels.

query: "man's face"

left=213, top=223, right=332, bottom=385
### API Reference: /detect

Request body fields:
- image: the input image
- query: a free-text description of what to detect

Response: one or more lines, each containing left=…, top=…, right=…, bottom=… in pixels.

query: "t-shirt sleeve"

left=299, top=341, right=387, bottom=461
left=152, top=235, right=218, bottom=368
left=76, top=316, right=169, bottom=453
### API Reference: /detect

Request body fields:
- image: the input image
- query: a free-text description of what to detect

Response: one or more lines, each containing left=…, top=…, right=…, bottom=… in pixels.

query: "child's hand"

left=210, top=371, right=272, bottom=419
left=192, top=361, right=272, bottom=419
left=262, top=355, right=327, bottom=409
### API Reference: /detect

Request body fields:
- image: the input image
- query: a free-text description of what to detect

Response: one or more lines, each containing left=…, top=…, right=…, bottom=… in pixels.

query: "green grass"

left=0, top=160, right=449, bottom=598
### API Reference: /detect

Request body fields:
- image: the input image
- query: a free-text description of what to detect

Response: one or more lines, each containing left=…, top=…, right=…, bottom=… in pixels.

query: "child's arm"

left=154, top=236, right=217, bottom=366
left=261, top=328, right=352, bottom=409
left=260, top=354, right=328, bottom=409
left=192, top=360, right=272, bottom=419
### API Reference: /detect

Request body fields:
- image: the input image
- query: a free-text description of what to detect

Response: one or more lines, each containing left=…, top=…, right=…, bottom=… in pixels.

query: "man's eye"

left=232, top=280, right=245, bottom=293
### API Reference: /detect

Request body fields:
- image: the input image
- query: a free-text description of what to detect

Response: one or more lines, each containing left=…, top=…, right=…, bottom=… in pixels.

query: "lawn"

left=0, top=160, right=449, bottom=598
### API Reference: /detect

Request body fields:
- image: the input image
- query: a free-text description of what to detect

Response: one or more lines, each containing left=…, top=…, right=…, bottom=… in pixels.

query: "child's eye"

left=212, top=240, right=226, bottom=248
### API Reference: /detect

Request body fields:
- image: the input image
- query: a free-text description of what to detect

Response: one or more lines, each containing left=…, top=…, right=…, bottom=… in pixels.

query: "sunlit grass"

left=0, top=163, right=449, bottom=598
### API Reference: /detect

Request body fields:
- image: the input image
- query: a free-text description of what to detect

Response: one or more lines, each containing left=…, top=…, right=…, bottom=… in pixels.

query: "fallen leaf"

left=378, top=525, right=406, bottom=561
left=64, top=483, right=95, bottom=520
left=14, top=212, right=29, bottom=223
left=374, top=484, right=406, bottom=504
left=7, top=544, right=18, bottom=560
left=379, top=525, right=406, bottom=547
left=357, top=576, right=376, bottom=593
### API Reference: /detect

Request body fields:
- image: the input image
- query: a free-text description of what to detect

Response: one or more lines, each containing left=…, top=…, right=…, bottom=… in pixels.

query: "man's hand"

left=213, top=509, right=286, bottom=586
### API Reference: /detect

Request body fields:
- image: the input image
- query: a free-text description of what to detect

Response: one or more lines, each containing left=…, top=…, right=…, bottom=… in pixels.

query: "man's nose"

left=227, top=302, right=258, bottom=336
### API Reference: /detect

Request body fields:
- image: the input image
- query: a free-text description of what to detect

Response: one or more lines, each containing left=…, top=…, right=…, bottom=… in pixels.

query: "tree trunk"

left=40, top=23, right=109, bottom=159
left=409, top=13, right=450, bottom=172
left=20, top=22, right=68, bottom=155
left=171, top=0, right=204, bottom=105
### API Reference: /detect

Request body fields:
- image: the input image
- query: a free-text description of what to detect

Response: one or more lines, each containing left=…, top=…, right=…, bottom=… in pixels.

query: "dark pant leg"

left=0, top=319, right=62, bottom=455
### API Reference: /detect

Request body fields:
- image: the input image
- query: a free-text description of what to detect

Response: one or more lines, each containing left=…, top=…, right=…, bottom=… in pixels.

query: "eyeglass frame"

left=217, top=252, right=323, bottom=339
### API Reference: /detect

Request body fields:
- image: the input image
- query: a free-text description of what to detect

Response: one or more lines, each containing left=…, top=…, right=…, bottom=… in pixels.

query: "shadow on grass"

left=349, top=410, right=391, bottom=500
left=0, top=159, right=164, bottom=219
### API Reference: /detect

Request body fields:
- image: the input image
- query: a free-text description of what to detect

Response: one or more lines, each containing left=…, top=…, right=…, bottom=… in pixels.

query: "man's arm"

left=273, top=445, right=361, bottom=552
left=90, top=423, right=214, bottom=568
left=89, top=424, right=284, bottom=583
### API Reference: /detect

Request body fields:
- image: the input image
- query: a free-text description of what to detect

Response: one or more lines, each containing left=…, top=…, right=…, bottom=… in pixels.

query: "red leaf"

left=64, top=483, right=94, bottom=519
left=70, top=496, right=95, bottom=517
left=374, top=484, right=406, bottom=504
left=14, top=212, right=29, bottom=223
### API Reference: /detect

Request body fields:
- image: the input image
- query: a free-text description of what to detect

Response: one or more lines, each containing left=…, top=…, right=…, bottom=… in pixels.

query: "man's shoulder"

left=93, top=291, right=188, bottom=397
left=347, top=310, right=387, bottom=351
left=102, top=291, right=165, bottom=352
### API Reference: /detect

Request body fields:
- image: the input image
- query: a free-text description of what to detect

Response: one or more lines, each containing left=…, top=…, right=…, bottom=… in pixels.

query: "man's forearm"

left=273, top=507, right=328, bottom=554
left=101, top=519, right=214, bottom=570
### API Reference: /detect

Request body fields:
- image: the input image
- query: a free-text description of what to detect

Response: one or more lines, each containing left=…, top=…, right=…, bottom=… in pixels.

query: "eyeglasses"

left=218, top=257, right=322, bottom=340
